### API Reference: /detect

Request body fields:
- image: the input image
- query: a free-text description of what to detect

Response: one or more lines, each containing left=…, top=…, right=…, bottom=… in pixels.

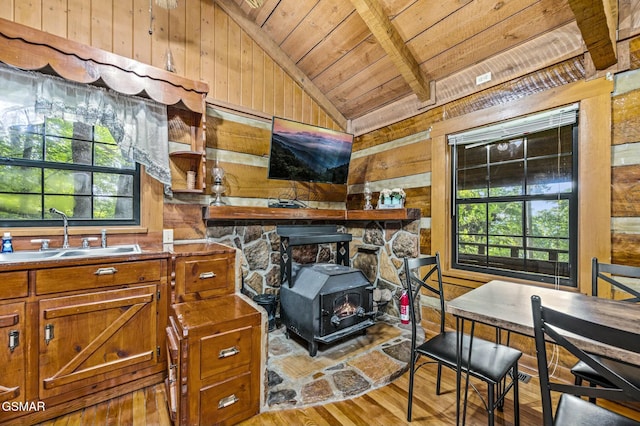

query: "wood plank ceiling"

left=216, top=0, right=617, bottom=130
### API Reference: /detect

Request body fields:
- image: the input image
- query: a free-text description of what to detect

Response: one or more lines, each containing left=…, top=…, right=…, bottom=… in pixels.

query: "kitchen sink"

left=0, top=244, right=142, bottom=263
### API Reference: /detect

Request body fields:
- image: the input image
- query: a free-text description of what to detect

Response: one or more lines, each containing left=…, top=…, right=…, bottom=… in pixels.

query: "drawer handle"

left=94, top=267, right=118, bottom=276
left=218, top=346, right=239, bottom=358
left=199, top=271, right=216, bottom=279
left=218, top=394, right=239, bottom=409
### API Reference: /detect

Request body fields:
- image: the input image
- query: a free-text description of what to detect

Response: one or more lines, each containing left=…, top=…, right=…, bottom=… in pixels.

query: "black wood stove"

left=278, top=225, right=376, bottom=356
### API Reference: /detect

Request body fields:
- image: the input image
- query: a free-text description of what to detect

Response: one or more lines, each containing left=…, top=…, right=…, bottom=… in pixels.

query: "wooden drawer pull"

left=94, top=267, right=118, bottom=276
left=218, top=346, right=239, bottom=358
left=218, top=394, right=239, bottom=409
left=199, top=271, right=217, bottom=279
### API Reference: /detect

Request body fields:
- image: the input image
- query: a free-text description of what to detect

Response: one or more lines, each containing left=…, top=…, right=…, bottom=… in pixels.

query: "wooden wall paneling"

left=0, top=0, right=13, bottom=21
left=163, top=203, right=207, bottom=241
left=132, top=0, right=152, bottom=64
left=14, top=0, right=41, bottom=28
left=113, top=0, right=134, bottom=58
left=353, top=110, right=435, bottom=151
left=228, top=16, right=242, bottom=106
left=612, top=165, right=640, bottom=217
left=612, top=88, right=640, bottom=144
left=168, top=1, right=187, bottom=76
left=273, top=66, right=285, bottom=117
left=251, top=42, right=264, bottom=112
left=150, top=2, right=168, bottom=69
left=293, top=84, right=303, bottom=123
left=214, top=4, right=229, bottom=101
left=302, top=92, right=312, bottom=124
left=42, top=0, right=67, bottom=38
left=91, top=0, right=114, bottom=52
left=185, top=0, right=202, bottom=82
left=68, top=0, right=91, bottom=46
left=419, top=228, right=431, bottom=256
left=240, top=31, right=253, bottom=108
left=612, top=232, right=640, bottom=266
left=260, top=0, right=316, bottom=46
left=283, top=74, right=293, bottom=118
left=220, top=162, right=347, bottom=202
left=404, top=186, right=431, bottom=218
left=348, top=141, right=431, bottom=184
left=206, top=115, right=270, bottom=156
left=263, top=55, right=274, bottom=115
left=201, top=0, right=215, bottom=88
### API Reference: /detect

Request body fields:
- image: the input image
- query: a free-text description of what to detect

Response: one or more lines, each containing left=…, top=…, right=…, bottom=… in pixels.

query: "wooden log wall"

left=0, top=0, right=341, bottom=131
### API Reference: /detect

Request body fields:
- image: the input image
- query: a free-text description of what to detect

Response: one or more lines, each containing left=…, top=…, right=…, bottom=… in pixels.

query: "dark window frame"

left=451, top=123, right=579, bottom=287
left=0, top=121, right=141, bottom=228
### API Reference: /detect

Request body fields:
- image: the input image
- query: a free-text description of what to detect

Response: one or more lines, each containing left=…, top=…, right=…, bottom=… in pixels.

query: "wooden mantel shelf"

left=202, top=206, right=420, bottom=221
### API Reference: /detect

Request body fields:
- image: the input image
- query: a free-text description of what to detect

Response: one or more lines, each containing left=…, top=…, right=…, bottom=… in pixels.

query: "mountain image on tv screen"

left=267, top=117, right=353, bottom=185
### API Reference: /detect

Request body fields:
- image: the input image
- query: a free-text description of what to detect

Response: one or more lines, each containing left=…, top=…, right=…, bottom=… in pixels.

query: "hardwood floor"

left=40, top=362, right=640, bottom=425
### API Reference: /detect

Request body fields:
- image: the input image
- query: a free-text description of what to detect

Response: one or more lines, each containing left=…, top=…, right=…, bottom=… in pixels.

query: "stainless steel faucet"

left=49, top=208, right=70, bottom=249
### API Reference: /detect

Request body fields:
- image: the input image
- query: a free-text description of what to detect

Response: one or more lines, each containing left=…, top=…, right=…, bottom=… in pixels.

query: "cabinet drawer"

left=179, top=255, right=234, bottom=297
left=200, top=372, right=255, bottom=425
left=35, top=260, right=162, bottom=294
left=200, top=326, right=253, bottom=381
left=0, top=271, right=28, bottom=299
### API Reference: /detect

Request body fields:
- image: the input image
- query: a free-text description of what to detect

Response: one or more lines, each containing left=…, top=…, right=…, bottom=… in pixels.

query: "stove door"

left=319, top=290, right=366, bottom=337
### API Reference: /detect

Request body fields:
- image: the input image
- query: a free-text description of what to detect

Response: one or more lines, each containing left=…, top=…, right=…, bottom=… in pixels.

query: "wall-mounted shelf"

left=202, top=206, right=420, bottom=221
left=168, top=105, right=207, bottom=194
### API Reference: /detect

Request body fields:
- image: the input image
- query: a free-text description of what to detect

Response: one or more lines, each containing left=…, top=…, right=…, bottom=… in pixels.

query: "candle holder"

left=210, top=163, right=226, bottom=206
left=363, top=181, right=373, bottom=210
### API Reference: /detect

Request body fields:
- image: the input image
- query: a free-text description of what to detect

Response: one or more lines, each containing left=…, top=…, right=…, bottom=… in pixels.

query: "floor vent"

left=517, top=372, right=532, bottom=384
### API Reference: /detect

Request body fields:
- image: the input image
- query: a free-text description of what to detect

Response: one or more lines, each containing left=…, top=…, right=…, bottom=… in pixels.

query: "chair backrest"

left=531, top=295, right=640, bottom=425
left=592, top=257, right=640, bottom=303
left=403, top=253, right=444, bottom=351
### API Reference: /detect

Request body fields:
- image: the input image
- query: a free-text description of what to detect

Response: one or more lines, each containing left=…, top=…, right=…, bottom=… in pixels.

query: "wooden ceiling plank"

left=349, top=0, right=431, bottom=102
left=213, top=0, right=347, bottom=129
left=567, top=0, right=618, bottom=69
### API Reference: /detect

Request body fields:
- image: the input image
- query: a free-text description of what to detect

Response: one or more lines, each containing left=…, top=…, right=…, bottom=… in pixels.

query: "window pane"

left=95, top=197, right=133, bottom=220
left=95, top=143, right=135, bottom=169
left=527, top=155, right=572, bottom=194
left=45, top=137, right=93, bottom=165
left=489, top=138, right=524, bottom=162
left=44, top=196, right=92, bottom=219
left=0, top=194, right=42, bottom=219
left=94, top=173, right=133, bottom=196
left=94, top=125, right=116, bottom=144
left=488, top=201, right=523, bottom=236
left=0, top=166, right=41, bottom=193
left=44, top=169, right=92, bottom=195
left=456, top=144, right=488, bottom=199
left=2, top=127, right=44, bottom=160
left=489, top=161, right=524, bottom=196
left=528, top=200, right=569, bottom=238
left=527, top=127, right=572, bottom=157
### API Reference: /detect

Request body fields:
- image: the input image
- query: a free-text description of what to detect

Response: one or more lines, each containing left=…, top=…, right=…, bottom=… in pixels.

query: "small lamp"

left=210, top=162, right=226, bottom=206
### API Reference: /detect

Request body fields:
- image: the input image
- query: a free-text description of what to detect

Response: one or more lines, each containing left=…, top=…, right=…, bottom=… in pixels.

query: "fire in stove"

left=280, top=263, right=375, bottom=356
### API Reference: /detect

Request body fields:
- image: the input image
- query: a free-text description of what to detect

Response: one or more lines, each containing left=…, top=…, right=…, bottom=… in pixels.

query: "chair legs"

left=435, top=362, right=443, bottom=395
left=407, top=354, right=416, bottom=421
left=460, top=365, right=520, bottom=426
left=574, top=376, right=598, bottom=404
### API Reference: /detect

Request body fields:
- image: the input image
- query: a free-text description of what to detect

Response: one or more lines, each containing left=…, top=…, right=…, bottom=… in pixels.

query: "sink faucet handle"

left=31, top=239, right=51, bottom=250
left=81, top=237, right=98, bottom=249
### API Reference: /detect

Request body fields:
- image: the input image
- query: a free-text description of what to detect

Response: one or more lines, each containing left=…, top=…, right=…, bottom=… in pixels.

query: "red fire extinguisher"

left=400, top=289, right=410, bottom=324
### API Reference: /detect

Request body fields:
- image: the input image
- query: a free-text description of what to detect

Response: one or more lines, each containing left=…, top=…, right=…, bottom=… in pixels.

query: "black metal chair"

left=404, top=254, right=522, bottom=425
left=571, top=258, right=640, bottom=402
left=531, top=295, right=640, bottom=425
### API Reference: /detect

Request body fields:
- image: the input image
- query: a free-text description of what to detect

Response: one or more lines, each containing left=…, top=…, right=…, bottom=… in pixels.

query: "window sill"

left=5, top=226, right=149, bottom=238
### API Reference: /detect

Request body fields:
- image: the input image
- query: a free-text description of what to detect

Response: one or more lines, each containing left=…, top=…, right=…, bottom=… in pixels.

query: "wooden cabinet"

left=168, top=106, right=206, bottom=194
left=166, top=296, right=261, bottom=426
left=0, top=302, right=26, bottom=405
left=172, top=249, right=236, bottom=302
left=38, top=285, right=159, bottom=400
left=0, top=253, right=169, bottom=424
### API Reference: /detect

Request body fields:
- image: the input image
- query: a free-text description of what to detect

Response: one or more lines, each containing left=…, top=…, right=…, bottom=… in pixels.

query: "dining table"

left=446, top=279, right=640, bottom=424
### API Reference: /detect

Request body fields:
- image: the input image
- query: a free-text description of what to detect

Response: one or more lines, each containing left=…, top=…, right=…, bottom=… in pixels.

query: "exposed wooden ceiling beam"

left=567, top=0, right=618, bottom=69
left=212, top=0, right=347, bottom=129
left=349, top=0, right=431, bottom=102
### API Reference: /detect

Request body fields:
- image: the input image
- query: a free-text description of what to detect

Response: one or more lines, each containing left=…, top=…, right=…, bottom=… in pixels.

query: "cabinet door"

left=0, top=302, right=26, bottom=405
left=38, top=285, right=158, bottom=400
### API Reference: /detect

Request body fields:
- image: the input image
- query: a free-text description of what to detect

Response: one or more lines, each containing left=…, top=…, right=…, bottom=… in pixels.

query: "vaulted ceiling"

left=215, top=0, right=617, bottom=132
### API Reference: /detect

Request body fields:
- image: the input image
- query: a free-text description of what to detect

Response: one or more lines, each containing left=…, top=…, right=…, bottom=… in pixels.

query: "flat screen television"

left=267, top=117, right=353, bottom=185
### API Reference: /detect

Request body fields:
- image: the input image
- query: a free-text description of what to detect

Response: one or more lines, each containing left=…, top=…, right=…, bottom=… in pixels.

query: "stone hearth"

left=264, top=315, right=423, bottom=410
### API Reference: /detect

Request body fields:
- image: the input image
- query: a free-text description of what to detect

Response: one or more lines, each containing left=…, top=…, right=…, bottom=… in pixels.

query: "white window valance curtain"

left=448, top=103, right=579, bottom=147
left=0, top=63, right=170, bottom=186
